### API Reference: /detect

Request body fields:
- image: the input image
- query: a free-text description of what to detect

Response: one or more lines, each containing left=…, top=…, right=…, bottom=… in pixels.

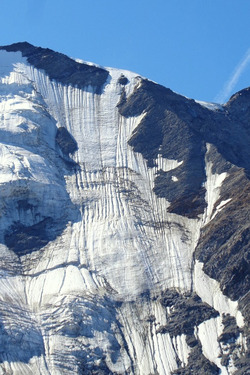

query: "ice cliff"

left=0, top=42, right=249, bottom=375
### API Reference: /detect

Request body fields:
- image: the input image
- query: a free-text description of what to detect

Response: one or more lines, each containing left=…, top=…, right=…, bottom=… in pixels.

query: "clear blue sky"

left=1, top=0, right=250, bottom=103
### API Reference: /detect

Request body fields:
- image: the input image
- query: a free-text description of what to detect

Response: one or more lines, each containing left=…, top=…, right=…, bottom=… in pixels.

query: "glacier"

left=0, top=43, right=249, bottom=375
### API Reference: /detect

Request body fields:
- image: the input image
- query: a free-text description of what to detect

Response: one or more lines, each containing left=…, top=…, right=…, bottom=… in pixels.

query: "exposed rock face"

left=172, top=341, right=221, bottom=375
left=157, top=290, right=219, bottom=337
left=56, top=126, right=78, bottom=156
left=0, top=42, right=109, bottom=91
left=0, top=42, right=249, bottom=374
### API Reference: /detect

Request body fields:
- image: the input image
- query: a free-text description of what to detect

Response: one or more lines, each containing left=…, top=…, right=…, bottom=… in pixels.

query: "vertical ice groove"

left=197, top=316, right=228, bottom=374
left=194, top=261, right=244, bottom=327
left=203, top=143, right=228, bottom=224
left=196, top=314, right=245, bottom=375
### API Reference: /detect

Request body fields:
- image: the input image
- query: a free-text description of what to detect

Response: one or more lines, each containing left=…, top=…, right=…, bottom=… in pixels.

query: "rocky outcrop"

left=0, top=42, right=109, bottom=92
left=157, top=290, right=219, bottom=337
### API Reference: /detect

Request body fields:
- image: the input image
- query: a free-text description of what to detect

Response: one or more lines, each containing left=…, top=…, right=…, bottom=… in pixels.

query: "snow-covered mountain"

left=0, top=42, right=249, bottom=375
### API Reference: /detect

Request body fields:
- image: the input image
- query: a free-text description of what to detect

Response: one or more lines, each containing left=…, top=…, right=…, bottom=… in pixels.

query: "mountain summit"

left=0, top=42, right=249, bottom=374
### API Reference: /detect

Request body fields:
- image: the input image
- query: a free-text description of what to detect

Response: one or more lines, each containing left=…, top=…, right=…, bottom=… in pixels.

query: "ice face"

left=0, top=51, right=79, bottom=255
left=0, top=47, right=246, bottom=375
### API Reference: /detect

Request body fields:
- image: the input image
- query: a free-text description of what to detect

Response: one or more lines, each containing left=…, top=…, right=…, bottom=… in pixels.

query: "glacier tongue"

left=0, top=47, right=247, bottom=375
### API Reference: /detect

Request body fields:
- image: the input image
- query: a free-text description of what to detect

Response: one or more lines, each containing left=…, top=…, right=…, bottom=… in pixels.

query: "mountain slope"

left=0, top=42, right=249, bottom=375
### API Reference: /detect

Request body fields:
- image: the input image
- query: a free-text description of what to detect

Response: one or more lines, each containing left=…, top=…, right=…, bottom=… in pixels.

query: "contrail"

left=214, top=48, right=250, bottom=104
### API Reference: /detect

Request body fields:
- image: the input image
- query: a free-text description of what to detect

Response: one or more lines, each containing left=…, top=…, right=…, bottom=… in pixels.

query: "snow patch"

left=195, top=100, right=224, bottom=111
left=194, top=260, right=244, bottom=328
left=155, top=154, right=183, bottom=172
left=203, top=143, right=228, bottom=224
